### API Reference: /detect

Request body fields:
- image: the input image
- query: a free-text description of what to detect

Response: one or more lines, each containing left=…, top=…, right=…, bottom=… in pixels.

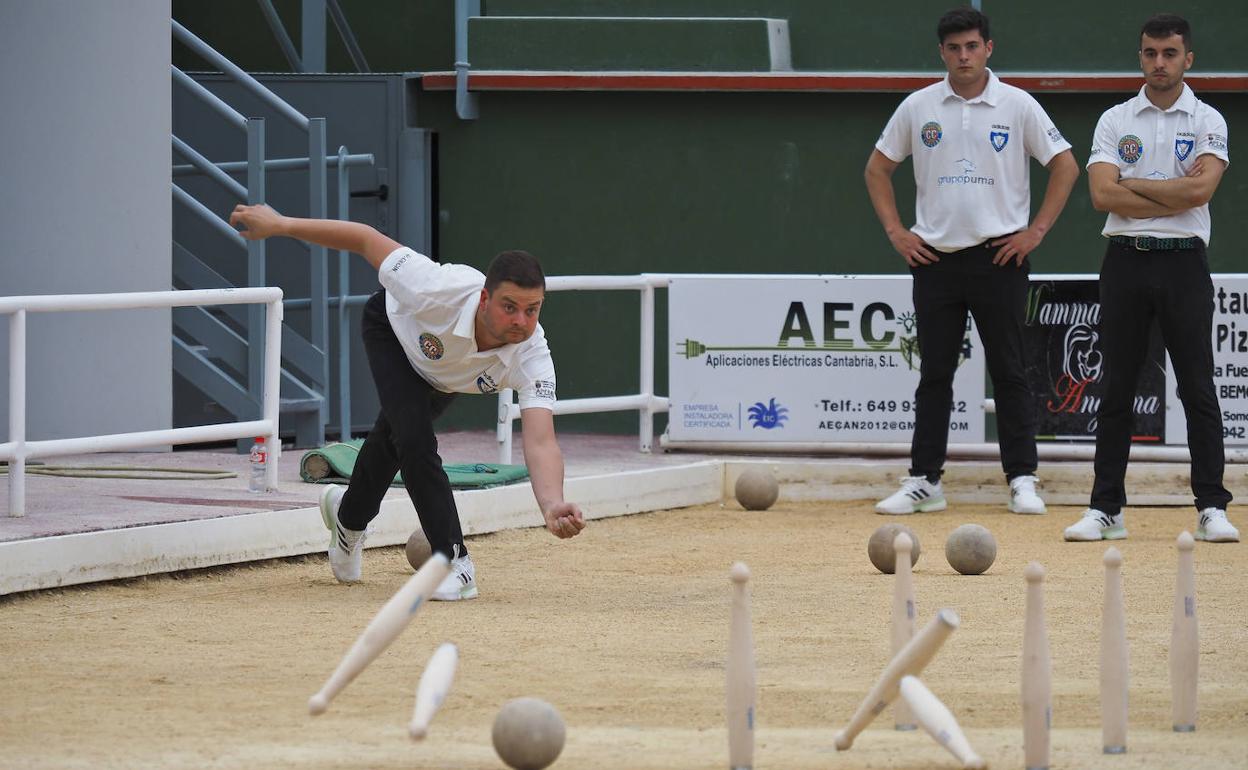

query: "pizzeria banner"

left=668, top=276, right=986, bottom=444
left=1166, top=275, right=1248, bottom=446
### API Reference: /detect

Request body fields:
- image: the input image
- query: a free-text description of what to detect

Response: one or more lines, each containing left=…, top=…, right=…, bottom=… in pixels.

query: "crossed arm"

left=521, top=407, right=586, bottom=539
left=1088, top=154, right=1227, bottom=217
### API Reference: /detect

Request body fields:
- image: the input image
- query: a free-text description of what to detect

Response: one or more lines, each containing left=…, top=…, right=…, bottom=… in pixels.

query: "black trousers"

left=909, top=242, right=1037, bottom=481
left=1090, top=242, right=1231, bottom=515
left=337, top=290, right=465, bottom=558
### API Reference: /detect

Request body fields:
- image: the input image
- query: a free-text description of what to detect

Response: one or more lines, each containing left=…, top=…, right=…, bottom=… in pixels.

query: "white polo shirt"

left=1087, top=83, right=1229, bottom=245
left=876, top=70, right=1072, bottom=252
left=377, top=247, right=557, bottom=411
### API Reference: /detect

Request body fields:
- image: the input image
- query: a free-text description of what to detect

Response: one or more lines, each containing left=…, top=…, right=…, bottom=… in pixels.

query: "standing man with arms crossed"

left=865, top=7, right=1079, bottom=515
left=1065, top=14, right=1237, bottom=543
left=230, top=204, right=586, bottom=598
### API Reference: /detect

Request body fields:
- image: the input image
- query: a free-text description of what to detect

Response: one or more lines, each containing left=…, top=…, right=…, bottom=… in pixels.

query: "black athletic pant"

left=337, top=290, right=465, bottom=559
left=1090, top=242, right=1231, bottom=515
left=909, top=241, right=1038, bottom=482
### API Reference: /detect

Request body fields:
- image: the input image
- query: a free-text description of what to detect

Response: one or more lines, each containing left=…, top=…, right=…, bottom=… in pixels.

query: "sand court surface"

left=2, top=499, right=1246, bottom=769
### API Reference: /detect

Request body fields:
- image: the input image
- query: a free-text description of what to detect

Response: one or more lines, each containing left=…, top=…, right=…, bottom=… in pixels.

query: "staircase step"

left=468, top=16, right=791, bottom=72
left=279, top=396, right=324, bottom=414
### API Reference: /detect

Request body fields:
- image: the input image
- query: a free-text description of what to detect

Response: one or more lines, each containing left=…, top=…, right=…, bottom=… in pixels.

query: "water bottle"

left=248, top=436, right=267, bottom=492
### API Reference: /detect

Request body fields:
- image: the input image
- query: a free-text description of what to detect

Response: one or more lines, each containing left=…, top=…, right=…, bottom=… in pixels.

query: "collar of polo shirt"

left=1131, top=82, right=1196, bottom=115
left=939, top=68, right=1002, bottom=106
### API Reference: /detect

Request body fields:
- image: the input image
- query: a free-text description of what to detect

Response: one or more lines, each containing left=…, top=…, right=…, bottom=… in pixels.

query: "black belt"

left=1110, top=235, right=1201, bottom=251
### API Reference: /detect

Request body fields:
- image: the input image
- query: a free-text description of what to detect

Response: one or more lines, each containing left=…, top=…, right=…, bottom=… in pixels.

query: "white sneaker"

left=1063, top=509, right=1127, bottom=541
left=319, top=484, right=365, bottom=583
left=876, top=476, right=947, bottom=515
left=1009, top=475, right=1047, bottom=514
left=431, top=549, right=478, bottom=601
left=1196, top=508, right=1239, bottom=543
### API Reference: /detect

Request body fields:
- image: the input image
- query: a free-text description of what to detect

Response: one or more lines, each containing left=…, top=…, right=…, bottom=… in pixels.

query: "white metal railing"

left=1, top=288, right=284, bottom=517
left=496, top=274, right=671, bottom=463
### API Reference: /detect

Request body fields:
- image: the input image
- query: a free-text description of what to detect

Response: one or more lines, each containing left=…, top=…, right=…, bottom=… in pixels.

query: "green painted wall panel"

left=469, top=16, right=786, bottom=71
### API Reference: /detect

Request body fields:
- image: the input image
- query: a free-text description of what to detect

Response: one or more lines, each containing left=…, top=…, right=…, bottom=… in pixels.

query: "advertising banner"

left=668, top=276, right=986, bottom=444
left=1023, top=278, right=1167, bottom=443
left=1166, top=276, right=1248, bottom=446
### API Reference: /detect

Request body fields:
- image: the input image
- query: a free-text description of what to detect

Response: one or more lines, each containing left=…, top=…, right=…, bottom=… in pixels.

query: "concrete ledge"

left=469, top=17, right=791, bottom=72
left=0, top=462, right=724, bottom=596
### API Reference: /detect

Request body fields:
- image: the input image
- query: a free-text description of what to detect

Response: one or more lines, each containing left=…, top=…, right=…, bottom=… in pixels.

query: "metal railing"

left=172, top=19, right=335, bottom=446
left=1, top=289, right=284, bottom=517
left=495, top=275, right=670, bottom=463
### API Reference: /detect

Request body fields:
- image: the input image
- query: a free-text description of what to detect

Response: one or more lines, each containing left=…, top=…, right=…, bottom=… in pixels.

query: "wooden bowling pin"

left=1021, top=562, right=1051, bottom=770
left=308, top=553, right=451, bottom=715
left=835, top=608, right=960, bottom=751
left=1100, top=547, right=1127, bottom=754
left=409, top=642, right=459, bottom=739
left=727, top=562, right=756, bottom=770
left=892, top=532, right=917, bottom=731
left=1170, top=531, right=1198, bottom=732
left=899, top=675, right=986, bottom=769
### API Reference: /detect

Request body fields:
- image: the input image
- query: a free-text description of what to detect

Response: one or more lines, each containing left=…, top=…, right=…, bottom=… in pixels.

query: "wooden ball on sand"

left=945, top=523, right=997, bottom=575
left=405, top=529, right=432, bottom=571
left=492, top=697, right=566, bottom=770
left=734, top=468, right=779, bottom=511
left=867, top=523, right=922, bottom=574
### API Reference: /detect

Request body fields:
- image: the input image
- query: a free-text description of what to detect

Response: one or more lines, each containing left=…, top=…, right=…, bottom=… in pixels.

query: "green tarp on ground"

left=299, top=439, right=529, bottom=489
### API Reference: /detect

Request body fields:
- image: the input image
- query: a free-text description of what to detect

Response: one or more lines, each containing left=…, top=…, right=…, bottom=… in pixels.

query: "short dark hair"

left=484, top=250, right=545, bottom=293
left=937, top=7, right=990, bottom=43
left=1141, top=13, right=1191, bottom=51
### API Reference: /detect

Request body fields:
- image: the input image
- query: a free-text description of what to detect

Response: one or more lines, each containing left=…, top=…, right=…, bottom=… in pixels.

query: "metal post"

left=308, top=118, right=329, bottom=446
left=301, top=0, right=327, bottom=71
left=263, top=297, right=284, bottom=490
left=246, top=118, right=267, bottom=420
left=7, top=310, right=26, bottom=517
left=454, top=0, right=480, bottom=120
left=639, top=283, right=655, bottom=453
left=336, top=145, right=352, bottom=441
left=497, top=388, right=514, bottom=464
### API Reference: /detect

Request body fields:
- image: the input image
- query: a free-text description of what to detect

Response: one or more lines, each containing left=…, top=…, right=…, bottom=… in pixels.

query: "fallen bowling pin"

left=899, top=675, right=986, bottom=769
left=834, top=608, right=960, bottom=751
left=309, top=552, right=451, bottom=715
left=410, top=642, right=459, bottom=739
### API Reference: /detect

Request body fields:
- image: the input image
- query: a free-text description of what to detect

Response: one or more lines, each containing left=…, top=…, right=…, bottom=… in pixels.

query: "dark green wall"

left=413, top=87, right=1246, bottom=432
left=171, top=1, right=1247, bottom=434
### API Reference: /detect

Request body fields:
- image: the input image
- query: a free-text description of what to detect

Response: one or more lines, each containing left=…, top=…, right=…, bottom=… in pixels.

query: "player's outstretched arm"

left=1119, top=154, right=1227, bottom=210
left=991, top=149, right=1080, bottom=266
left=864, top=150, right=940, bottom=266
left=520, top=407, right=585, bottom=539
left=1087, top=163, right=1184, bottom=219
left=229, top=204, right=403, bottom=270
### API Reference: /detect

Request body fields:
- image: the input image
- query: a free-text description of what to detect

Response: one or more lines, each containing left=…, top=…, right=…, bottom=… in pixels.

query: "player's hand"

left=888, top=229, right=940, bottom=267
left=542, top=501, right=585, bottom=539
left=991, top=228, right=1044, bottom=267
left=1187, top=156, right=1206, bottom=177
left=229, top=204, right=285, bottom=241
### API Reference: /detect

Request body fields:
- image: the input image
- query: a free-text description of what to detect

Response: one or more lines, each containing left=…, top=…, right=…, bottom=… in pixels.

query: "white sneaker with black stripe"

left=1063, top=508, right=1127, bottom=541
left=1008, top=475, right=1047, bottom=514
left=1196, top=508, right=1239, bottom=543
left=876, top=476, right=947, bottom=515
left=319, top=484, right=365, bottom=583
left=432, top=547, right=478, bottom=601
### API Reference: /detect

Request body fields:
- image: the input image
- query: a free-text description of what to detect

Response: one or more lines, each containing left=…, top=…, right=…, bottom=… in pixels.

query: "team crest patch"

left=418, top=332, right=445, bottom=360
left=920, top=121, right=943, bottom=148
left=990, top=130, right=1009, bottom=152
left=475, top=372, right=498, bottom=394
left=1118, top=135, right=1143, bottom=164
left=1175, top=138, right=1194, bottom=161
